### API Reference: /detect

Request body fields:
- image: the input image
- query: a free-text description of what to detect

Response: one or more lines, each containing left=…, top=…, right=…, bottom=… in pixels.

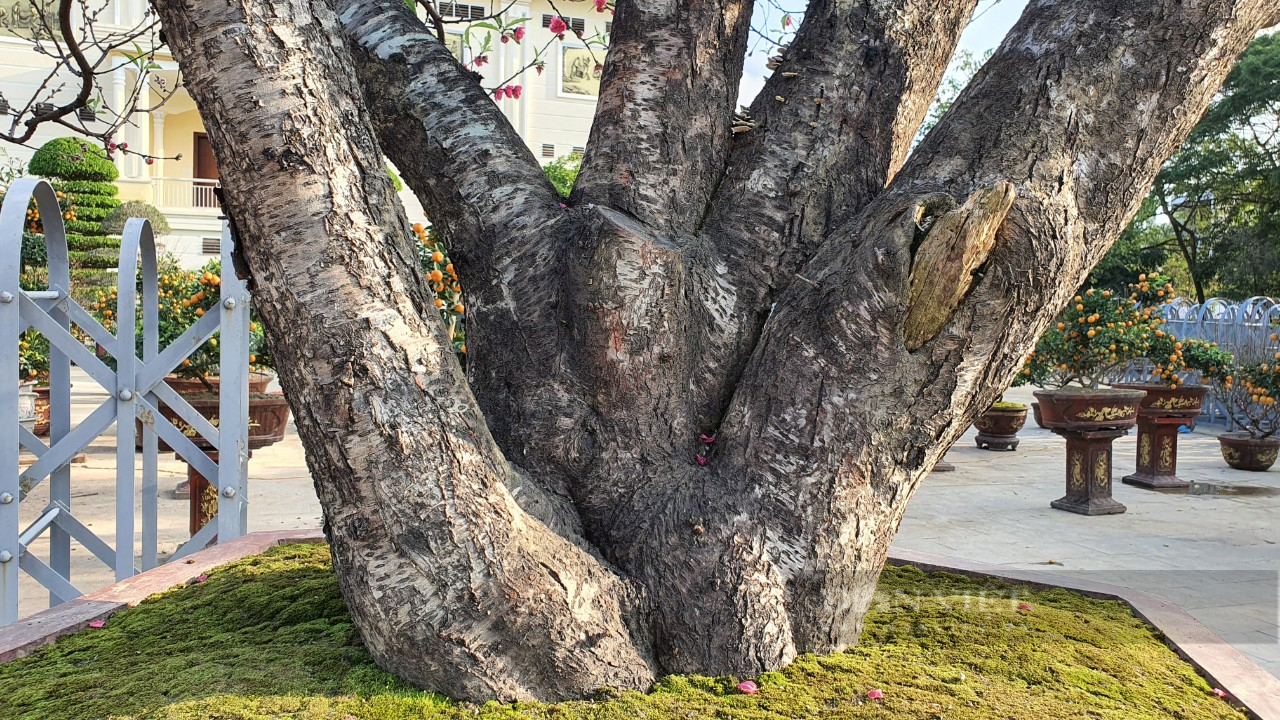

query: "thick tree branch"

left=152, top=0, right=654, bottom=701
left=681, top=0, right=976, bottom=428
left=705, top=0, right=976, bottom=291
left=617, top=0, right=1279, bottom=676
left=338, top=0, right=595, bottom=518
left=572, top=0, right=754, bottom=231
left=335, top=0, right=564, bottom=264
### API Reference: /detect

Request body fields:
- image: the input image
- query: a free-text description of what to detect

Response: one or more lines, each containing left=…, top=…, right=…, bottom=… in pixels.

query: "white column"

left=151, top=110, right=166, bottom=179
left=110, top=68, right=130, bottom=176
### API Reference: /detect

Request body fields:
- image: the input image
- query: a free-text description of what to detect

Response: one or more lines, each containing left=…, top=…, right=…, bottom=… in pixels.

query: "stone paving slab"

left=895, top=386, right=1280, bottom=679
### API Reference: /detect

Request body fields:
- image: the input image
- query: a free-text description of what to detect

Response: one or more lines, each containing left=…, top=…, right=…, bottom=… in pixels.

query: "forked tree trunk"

left=152, top=0, right=1279, bottom=703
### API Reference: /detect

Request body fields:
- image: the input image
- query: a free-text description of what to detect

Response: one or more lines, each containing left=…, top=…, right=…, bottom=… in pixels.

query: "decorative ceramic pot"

left=18, top=382, right=37, bottom=433
left=1031, top=402, right=1046, bottom=429
left=138, top=391, right=290, bottom=452
left=33, top=386, right=50, bottom=435
left=162, top=372, right=274, bottom=395
left=1112, top=383, right=1208, bottom=418
left=1032, top=387, right=1146, bottom=431
left=974, top=405, right=1028, bottom=451
left=1216, top=432, right=1280, bottom=472
left=1035, top=387, right=1146, bottom=517
left=1113, top=383, right=1208, bottom=489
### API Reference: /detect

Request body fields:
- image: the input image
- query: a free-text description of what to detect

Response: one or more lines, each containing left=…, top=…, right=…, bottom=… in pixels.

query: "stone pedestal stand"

left=1123, top=416, right=1190, bottom=489
left=185, top=450, right=253, bottom=537
left=188, top=451, right=220, bottom=537
left=1049, top=427, right=1128, bottom=516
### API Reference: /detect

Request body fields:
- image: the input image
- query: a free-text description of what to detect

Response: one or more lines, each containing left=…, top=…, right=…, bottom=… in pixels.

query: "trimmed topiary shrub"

left=101, top=200, right=171, bottom=236
left=57, top=180, right=120, bottom=197
left=66, top=233, right=123, bottom=252
left=20, top=232, right=46, bottom=271
left=27, top=137, right=119, bottom=182
left=28, top=137, right=122, bottom=238
left=68, top=249, right=120, bottom=270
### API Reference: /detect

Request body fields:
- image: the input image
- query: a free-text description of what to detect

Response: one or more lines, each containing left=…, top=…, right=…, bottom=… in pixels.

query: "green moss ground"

left=0, top=544, right=1243, bottom=720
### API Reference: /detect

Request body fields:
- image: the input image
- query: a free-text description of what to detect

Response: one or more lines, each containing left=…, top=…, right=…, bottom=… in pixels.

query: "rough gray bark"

left=150, top=0, right=653, bottom=701
left=152, top=0, right=1277, bottom=703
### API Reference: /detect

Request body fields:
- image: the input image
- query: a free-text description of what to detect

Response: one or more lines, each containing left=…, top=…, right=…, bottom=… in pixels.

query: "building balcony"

left=153, top=177, right=220, bottom=213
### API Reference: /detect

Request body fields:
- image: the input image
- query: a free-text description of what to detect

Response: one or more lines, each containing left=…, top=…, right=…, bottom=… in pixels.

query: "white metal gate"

left=1, top=178, right=251, bottom=624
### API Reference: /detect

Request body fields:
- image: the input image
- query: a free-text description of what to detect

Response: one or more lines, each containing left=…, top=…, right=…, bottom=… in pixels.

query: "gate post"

left=217, top=219, right=250, bottom=540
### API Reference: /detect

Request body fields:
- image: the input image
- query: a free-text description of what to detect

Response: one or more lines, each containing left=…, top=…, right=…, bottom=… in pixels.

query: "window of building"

left=541, top=144, right=556, bottom=158
left=572, top=146, right=585, bottom=155
left=439, top=3, right=487, bottom=20
left=201, top=237, right=221, bottom=255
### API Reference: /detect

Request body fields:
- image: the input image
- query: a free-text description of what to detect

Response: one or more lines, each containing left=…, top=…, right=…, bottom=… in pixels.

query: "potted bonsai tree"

left=18, top=328, right=50, bottom=435
left=91, top=258, right=290, bottom=452
left=1109, top=276, right=1232, bottom=488
left=1019, top=274, right=1202, bottom=513
left=1205, top=351, right=1280, bottom=471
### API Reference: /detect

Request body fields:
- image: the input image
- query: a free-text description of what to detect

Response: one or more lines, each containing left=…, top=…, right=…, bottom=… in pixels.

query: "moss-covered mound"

left=0, top=544, right=1243, bottom=720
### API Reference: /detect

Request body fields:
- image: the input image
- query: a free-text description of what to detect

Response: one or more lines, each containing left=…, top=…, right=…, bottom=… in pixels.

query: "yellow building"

left=0, top=0, right=603, bottom=266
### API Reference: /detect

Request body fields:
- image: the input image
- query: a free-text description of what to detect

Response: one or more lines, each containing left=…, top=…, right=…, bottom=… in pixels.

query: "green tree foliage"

left=101, top=200, right=171, bottom=236
left=543, top=152, right=581, bottom=198
left=1106, top=33, right=1280, bottom=302
left=1086, top=197, right=1169, bottom=291
left=28, top=137, right=119, bottom=182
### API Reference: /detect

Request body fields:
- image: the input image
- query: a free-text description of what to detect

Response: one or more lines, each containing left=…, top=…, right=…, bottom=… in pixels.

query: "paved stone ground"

left=899, top=386, right=1280, bottom=678
left=12, top=380, right=1279, bottom=679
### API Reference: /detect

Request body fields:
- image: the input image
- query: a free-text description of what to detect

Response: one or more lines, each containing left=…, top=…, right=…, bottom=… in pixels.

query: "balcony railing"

left=154, top=177, right=221, bottom=211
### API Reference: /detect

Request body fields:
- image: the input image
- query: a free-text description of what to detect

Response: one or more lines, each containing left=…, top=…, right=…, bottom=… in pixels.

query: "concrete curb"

left=889, top=548, right=1280, bottom=720
left=1, top=531, right=1272, bottom=719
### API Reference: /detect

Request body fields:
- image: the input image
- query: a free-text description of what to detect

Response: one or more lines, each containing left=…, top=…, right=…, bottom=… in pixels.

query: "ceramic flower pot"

left=1035, top=387, right=1145, bottom=516
left=162, top=372, right=274, bottom=395
left=1216, top=432, right=1280, bottom=472
left=1112, top=383, right=1208, bottom=418
left=33, top=386, right=50, bottom=436
left=18, top=382, right=38, bottom=433
left=136, top=391, right=290, bottom=452
left=1032, top=387, right=1146, bottom=432
left=974, top=404, right=1028, bottom=451
left=1031, top=402, right=1046, bottom=429
left=1113, top=384, right=1208, bottom=489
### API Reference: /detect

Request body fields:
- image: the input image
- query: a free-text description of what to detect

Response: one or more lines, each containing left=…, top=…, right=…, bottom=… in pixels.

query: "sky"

left=738, top=0, right=1030, bottom=106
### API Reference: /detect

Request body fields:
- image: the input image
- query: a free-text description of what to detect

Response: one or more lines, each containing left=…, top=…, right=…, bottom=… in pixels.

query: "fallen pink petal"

left=196, top=574, right=209, bottom=583
left=695, top=455, right=708, bottom=466
left=700, top=434, right=715, bottom=444
left=1212, top=688, right=1228, bottom=698
left=867, top=689, right=884, bottom=700
left=1018, top=603, right=1032, bottom=611
left=737, top=680, right=758, bottom=695
left=88, top=620, right=105, bottom=629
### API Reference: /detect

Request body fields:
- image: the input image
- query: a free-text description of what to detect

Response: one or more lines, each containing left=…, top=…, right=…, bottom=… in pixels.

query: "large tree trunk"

left=152, top=0, right=1280, bottom=703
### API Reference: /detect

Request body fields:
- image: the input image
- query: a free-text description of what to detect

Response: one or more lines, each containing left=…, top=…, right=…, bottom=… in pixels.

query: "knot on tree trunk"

left=903, top=182, right=1016, bottom=350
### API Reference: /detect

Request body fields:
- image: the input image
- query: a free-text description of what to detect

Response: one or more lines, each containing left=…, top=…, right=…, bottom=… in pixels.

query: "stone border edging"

left=889, top=547, right=1280, bottom=720
left=0, top=531, right=1272, bottom=719
left=0, top=529, right=323, bottom=664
